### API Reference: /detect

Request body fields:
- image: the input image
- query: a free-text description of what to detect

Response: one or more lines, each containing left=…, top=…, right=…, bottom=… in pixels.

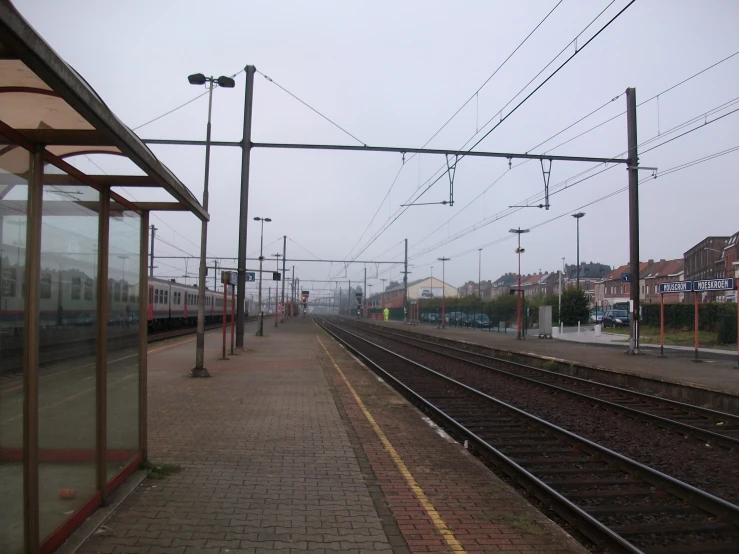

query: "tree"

left=559, top=286, right=590, bottom=325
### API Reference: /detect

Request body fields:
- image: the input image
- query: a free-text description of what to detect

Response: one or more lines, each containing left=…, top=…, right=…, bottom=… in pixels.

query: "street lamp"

left=478, top=248, right=483, bottom=300
left=380, top=278, right=387, bottom=311
left=272, top=253, right=281, bottom=327
left=572, top=212, right=585, bottom=291
left=189, top=72, right=236, bottom=378
left=437, top=257, right=450, bottom=328
left=509, top=228, right=530, bottom=340
left=254, top=216, right=271, bottom=336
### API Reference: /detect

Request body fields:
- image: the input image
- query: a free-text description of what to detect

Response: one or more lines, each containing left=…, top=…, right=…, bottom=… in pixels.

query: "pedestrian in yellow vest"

left=383, top=308, right=389, bottom=322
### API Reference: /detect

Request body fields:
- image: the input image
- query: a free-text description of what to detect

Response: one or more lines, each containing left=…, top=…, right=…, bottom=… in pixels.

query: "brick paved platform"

left=380, top=320, right=739, bottom=397
left=75, top=318, right=586, bottom=554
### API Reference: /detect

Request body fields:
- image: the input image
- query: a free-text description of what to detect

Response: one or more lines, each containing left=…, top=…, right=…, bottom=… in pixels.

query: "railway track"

left=339, top=319, right=739, bottom=449
left=316, top=317, right=739, bottom=554
left=0, top=317, right=257, bottom=375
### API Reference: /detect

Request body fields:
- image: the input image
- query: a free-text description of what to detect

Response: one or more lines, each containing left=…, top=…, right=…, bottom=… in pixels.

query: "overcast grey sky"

left=15, top=0, right=739, bottom=295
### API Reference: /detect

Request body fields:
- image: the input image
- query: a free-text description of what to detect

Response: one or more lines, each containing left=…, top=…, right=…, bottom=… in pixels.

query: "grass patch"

left=605, top=326, right=734, bottom=349
left=476, top=512, right=543, bottom=535
left=140, top=460, right=182, bottom=480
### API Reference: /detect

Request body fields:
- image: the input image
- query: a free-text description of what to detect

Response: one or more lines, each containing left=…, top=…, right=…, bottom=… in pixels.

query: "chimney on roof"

left=660, top=259, right=666, bottom=263
left=648, top=259, right=654, bottom=264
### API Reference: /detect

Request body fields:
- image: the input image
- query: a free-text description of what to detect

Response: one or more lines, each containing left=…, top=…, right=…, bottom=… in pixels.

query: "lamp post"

left=509, top=228, right=530, bottom=340
left=188, top=72, right=236, bottom=378
left=437, top=257, right=450, bottom=328
left=380, top=278, right=387, bottom=310
left=254, top=216, right=271, bottom=336
left=478, top=248, right=483, bottom=300
left=273, top=252, right=281, bottom=327
left=572, top=212, right=585, bottom=290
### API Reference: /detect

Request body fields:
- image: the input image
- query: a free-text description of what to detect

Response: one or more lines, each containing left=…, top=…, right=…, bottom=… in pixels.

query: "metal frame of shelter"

left=0, top=3, right=207, bottom=553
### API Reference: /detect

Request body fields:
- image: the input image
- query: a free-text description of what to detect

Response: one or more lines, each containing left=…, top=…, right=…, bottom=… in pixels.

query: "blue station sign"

left=621, top=273, right=631, bottom=282
left=658, top=281, right=692, bottom=294
left=245, top=272, right=256, bottom=282
left=693, top=277, right=735, bottom=292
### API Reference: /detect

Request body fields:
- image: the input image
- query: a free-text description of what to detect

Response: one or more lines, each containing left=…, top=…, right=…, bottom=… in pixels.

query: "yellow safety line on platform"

left=317, top=335, right=466, bottom=553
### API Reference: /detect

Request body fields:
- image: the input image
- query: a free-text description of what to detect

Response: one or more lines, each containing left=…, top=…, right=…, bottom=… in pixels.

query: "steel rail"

left=344, top=321, right=739, bottom=449
left=317, top=317, right=739, bottom=554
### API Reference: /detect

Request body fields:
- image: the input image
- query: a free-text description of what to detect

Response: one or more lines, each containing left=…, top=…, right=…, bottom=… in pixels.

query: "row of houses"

left=461, top=231, right=739, bottom=306
left=360, top=231, right=738, bottom=310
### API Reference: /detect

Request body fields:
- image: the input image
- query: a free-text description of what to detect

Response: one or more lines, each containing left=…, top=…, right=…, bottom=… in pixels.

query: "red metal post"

left=230, top=285, right=235, bottom=355
left=694, top=291, right=699, bottom=361
left=222, top=284, right=227, bottom=359
left=660, top=290, right=664, bottom=357
left=517, top=236, right=522, bottom=340
left=736, top=281, right=738, bottom=368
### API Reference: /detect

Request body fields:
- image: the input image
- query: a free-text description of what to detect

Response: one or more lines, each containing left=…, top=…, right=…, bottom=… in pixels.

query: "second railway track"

left=317, top=316, right=739, bottom=554
left=340, top=319, right=739, bottom=448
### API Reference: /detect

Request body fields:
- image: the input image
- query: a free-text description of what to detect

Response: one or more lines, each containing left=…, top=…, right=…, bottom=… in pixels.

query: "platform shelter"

left=0, top=3, right=207, bottom=552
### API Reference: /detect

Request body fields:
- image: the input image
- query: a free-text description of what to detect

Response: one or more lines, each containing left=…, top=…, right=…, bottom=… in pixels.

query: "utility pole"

left=559, top=257, right=564, bottom=330
left=149, top=224, right=157, bottom=277
left=363, top=267, right=367, bottom=318
left=213, top=259, right=218, bottom=292
left=348, top=280, right=351, bottom=315
left=478, top=248, right=482, bottom=300
left=380, top=278, right=387, bottom=310
left=236, top=65, right=255, bottom=349
left=292, top=264, right=295, bottom=306
left=281, top=236, right=286, bottom=323
left=626, top=87, right=640, bottom=354
left=403, top=238, right=408, bottom=322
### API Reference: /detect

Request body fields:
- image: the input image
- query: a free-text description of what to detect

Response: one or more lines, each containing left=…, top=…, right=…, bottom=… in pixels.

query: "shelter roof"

left=0, top=2, right=207, bottom=220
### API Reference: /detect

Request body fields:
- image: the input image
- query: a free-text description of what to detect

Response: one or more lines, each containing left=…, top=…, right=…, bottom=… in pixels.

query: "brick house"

left=641, top=259, right=684, bottom=304
left=594, top=262, right=648, bottom=309
left=490, top=273, right=518, bottom=299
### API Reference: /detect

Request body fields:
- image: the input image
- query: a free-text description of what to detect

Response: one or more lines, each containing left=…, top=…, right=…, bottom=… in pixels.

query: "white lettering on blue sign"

left=659, top=281, right=691, bottom=294
left=693, top=278, right=735, bottom=292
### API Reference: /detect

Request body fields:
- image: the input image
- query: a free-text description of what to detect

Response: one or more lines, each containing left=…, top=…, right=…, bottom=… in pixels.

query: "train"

left=0, top=261, right=249, bottom=334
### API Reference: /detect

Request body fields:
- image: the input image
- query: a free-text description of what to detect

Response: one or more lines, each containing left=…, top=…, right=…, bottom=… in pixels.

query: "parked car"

left=447, top=311, right=470, bottom=327
left=602, top=309, right=629, bottom=328
left=589, top=310, right=604, bottom=324
left=470, top=313, right=492, bottom=328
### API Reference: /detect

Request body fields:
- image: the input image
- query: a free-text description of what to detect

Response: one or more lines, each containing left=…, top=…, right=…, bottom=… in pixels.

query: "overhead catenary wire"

left=256, top=69, right=366, bottom=147
left=406, top=101, right=739, bottom=261
left=133, top=68, right=246, bottom=131
left=340, top=0, right=567, bottom=263
left=412, top=50, right=739, bottom=252
left=339, top=1, right=637, bottom=270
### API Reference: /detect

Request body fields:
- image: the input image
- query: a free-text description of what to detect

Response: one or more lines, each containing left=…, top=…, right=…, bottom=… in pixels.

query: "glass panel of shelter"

left=37, top=170, right=100, bottom=545
left=0, top=152, right=29, bottom=554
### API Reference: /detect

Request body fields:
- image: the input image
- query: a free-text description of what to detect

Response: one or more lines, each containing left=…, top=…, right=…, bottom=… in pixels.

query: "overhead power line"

left=407, top=53, right=739, bottom=255
left=133, top=68, right=246, bottom=131
left=407, top=100, right=739, bottom=260
left=343, top=0, right=565, bottom=262
left=341, top=0, right=636, bottom=271
left=256, top=69, right=366, bottom=146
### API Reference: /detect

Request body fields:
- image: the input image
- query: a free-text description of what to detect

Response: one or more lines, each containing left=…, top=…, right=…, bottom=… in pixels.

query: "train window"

left=155, top=289, right=159, bottom=304
left=1, top=267, right=17, bottom=297
left=164, top=290, right=168, bottom=304
left=40, top=272, right=52, bottom=299
left=84, top=278, right=93, bottom=300
left=71, top=277, right=81, bottom=300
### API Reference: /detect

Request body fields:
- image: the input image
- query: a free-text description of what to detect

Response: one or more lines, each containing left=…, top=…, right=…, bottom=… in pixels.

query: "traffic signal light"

left=301, top=294, right=308, bottom=302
